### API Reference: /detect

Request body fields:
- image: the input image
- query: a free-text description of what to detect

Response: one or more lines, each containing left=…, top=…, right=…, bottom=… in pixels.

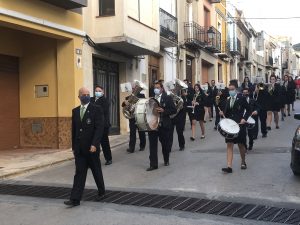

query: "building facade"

left=0, top=0, right=87, bottom=150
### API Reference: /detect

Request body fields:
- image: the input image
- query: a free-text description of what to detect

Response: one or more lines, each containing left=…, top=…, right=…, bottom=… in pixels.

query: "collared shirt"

left=230, top=94, right=237, bottom=108
left=155, top=93, right=162, bottom=103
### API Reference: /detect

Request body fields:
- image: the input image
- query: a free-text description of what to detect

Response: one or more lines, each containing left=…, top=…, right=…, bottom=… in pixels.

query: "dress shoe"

left=267, top=126, right=271, bottom=131
left=214, top=126, right=217, bottom=130
left=248, top=146, right=253, bottom=150
left=222, top=167, right=232, bottom=173
left=241, top=163, right=247, bottom=170
left=64, top=200, right=80, bottom=207
left=146, top=166, right=158, bottom=171
left=95, top=194, right=105, bottom=201
left=276, top=126, right=279, bottom=129
left=253, top=136, right=257, bottom=140
left=190, top=137, right=195, bottom=141
left=179, top=146, right=185, bottom=151
left=288, top=113, right=291, bottom=116
left=164, top=162, right=169, bottom=166
left=139, top=148, right=145, bottom=151
left=127, top=148, right=134, bottom=153
left=262, top=133, right=267, bottom=138
left=105, top=160, right=112, bottom=165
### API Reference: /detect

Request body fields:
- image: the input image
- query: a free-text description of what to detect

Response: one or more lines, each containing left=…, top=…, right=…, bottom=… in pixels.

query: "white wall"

left=163, top=48, right=177, bottom=82
left=159, top=0, right=176, bottom=16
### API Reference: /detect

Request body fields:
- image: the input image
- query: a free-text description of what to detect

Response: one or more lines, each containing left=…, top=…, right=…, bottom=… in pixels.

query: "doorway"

left=93, top=57, right=120, bottom=134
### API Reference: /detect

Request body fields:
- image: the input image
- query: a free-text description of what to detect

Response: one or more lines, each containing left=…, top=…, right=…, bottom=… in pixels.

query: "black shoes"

left=241, top=163, right=247, bottom=170
left=164, top=162, right=169, bottom=166
left=248, top=146, right=253, bottom=151
left=179, top=146, right=185, bottom=151
left=64, top=200, right=80, bottom=207
left=127, top=148, right=134, bottom=153
left=222, top=167, right=232, bottom=173
left=139, top=148, right=145, bottom=151
left=190, top=137, right=195, bottom=141
left=253, top=136, right=257, bottom=140
left=146, top=166, right=158, bottom=171
left=105, top=160, right=112, bottom=165
left=276, top=126, right=279, bottom=129
left=267, top=126, right=271, bottom=131
left=262, top=133, right=267, bottom=138
left=95, top=194, right=105, bottom=202
left=214, top=126, right=217, bottom=130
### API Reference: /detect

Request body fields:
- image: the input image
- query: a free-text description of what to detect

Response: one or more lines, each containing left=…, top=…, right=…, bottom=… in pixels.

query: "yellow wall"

left=0, top=0, right=83, bottom=30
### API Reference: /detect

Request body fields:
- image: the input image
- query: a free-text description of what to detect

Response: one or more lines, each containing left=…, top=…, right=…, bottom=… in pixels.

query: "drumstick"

left=218, top=107, right=226, bottom=119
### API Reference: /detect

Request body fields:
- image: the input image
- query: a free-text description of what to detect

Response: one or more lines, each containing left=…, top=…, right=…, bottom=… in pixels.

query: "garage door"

left=0, top=54, right=19, bottom=150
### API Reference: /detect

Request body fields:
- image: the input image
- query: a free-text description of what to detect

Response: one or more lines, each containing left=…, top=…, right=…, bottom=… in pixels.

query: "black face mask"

left=80, top=95, right=90, bottom=105
left=243, top=94, right=249, bottom=98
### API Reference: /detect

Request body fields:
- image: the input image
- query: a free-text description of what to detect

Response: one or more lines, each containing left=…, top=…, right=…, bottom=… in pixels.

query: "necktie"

left=80, top=106, right=85, bottom=120
left=230, top=97, right=235, bottom=108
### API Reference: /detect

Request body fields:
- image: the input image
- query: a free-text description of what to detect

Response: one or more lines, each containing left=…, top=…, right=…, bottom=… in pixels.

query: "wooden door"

left=0, top=55, right=19, bottom=150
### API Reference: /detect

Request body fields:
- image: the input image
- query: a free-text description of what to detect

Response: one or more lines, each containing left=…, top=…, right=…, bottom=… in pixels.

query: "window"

left=128, top=0, right=154, bottom=27
left=99, top=0, right=115, bottom=16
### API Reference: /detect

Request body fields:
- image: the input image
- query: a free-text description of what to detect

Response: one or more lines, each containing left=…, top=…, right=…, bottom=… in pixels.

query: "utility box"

left=35, top=85, right=49, bottom=98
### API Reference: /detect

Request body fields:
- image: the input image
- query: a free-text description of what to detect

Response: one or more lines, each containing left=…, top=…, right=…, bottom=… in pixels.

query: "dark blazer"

left=246, top=96, right=259, bottom=114
left=159, top=92, right=176, bottom=129
left=222, top=94, right=251, bottom=124
left=72, top=103, right=104, bottom=155
left=90, top=96, right=110, bottom=128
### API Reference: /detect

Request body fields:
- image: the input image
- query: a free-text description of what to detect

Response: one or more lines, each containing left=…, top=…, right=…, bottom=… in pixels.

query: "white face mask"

left=95, top=91, right=104, bottom=98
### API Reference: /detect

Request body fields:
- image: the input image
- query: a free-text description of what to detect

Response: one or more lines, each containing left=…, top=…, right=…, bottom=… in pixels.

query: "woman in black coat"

left=203, top=82, right=213, bottom=122
left=288, top=76, right=296, bottom=112
left=266, top=75, right=281, bottom=130
left=190, top=84, right=206, bottom=140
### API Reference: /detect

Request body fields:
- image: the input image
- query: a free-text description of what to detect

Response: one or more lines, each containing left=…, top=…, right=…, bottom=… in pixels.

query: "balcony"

left=160, top=8, right=178, bottom=48
left=217, top=41, right=230, bottom=59
left=204, top=26, right=221, bottom=53
left=184, top=22, right=206, bottom=49
left=265, top=56, right=273, bottom=69
left=228, top=38, right=241, bottom=55
left=40, top=0, right=87, bottom=9
left=241, top=46, right=249, bottom=61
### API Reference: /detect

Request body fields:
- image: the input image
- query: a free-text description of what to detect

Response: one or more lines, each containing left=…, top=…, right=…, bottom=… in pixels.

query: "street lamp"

left=207, top=26, right=215, bottom=39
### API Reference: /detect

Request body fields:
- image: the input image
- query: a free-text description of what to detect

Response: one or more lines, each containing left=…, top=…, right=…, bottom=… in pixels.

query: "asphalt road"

left=1, top=102, right=300, bottom=225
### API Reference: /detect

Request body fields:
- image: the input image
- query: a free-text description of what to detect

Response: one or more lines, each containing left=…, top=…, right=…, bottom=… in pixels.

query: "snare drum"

left=246, top=116, right=255, bottom=129
left=217, top=118, right=240, bottom=139
left=135, top=98, right=160, bottom=131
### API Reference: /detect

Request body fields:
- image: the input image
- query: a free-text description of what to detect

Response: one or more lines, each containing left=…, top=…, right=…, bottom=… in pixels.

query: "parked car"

left=291, top=113, right=300, bottom=176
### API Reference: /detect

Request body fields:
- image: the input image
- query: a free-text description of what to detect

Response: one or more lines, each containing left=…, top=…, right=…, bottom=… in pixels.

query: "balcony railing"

left=217, top=41, right=230, bottom=58
left=266, top=56, right=273, bottom=68
left=159, top=8, right=178, bottom=45
left=228, top=38, right=241, bottom=55
left=241, top=46, right=249, bottom=60
left=204, top=26, right=221, bottom=53
left=184, top=22, right=206, bottom=48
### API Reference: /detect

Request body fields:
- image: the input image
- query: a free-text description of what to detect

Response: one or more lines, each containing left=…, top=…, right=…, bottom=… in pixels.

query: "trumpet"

left=257, top=83, right=265, bottom=91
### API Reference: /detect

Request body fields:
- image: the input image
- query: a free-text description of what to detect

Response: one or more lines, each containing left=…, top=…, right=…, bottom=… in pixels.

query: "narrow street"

left=1, top=102, right=300, bottom=225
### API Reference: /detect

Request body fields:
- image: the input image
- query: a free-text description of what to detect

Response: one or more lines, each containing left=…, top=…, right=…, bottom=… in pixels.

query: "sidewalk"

left=0, top=134, right=129, bottom=179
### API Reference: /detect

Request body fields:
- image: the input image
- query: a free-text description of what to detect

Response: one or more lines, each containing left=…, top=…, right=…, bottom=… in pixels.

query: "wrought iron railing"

left=159, top=8, right=178, bottom=43
left=184, top=21, right=206, bottom=47
left=220, top=41, right=230, bottom=54
left=241, top=46, right=249, bottom=60
left=228, top=38, right=241, bottom=54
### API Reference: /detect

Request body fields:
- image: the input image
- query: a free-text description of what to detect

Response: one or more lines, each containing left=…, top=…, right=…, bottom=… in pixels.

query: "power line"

left=228, top=16, right=300, bottom=20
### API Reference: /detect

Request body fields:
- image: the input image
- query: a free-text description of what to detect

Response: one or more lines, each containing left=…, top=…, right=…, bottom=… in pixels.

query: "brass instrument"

left=257, top=83, right=265, bottom=91
left=192, top=92, right=200, bottom=114
left=122, top=80, right=147, bottom=119
left=215, top=95, right=220, bottom=106
left=166, top=79, right=188, bottom=119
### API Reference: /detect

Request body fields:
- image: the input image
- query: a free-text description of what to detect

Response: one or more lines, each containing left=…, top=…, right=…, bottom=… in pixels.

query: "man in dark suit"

left=64, top=87, right=105, bottom=207
left=121, top=84, right=146, bottom=153
left=219, top=81, right=251, bottom=173
left=211, top=80, right=218, bottom=118
left=253, top=83, right=268, bottom=138
left=242, top=88, right=259, bottom=150
left=147, top=82, right=176, bottom=171
left=90, top=85, right=112, bottom=165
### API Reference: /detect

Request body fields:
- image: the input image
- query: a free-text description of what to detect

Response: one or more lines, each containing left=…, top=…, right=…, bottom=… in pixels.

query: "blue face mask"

left=154, top=88, right=160, bottom=95
left=95, top=91, right=103, bottom=98
left=229, top=90, right=236, bottom=97
left=80, top=95, right=90, bottom=105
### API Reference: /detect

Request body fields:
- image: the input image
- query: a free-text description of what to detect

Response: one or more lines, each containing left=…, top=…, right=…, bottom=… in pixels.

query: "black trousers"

left=129, top=118, right=146, bottom=151
left=215, top=105, right=221, bottom=127
left=101, top=127, right=112, bottom=161
left=258, top=110, right=267, bottom=135
left=70, top=151, right=105, bottom=201
left=148, top=127, right=171, bottom=167
left=170, top=110, right=186, bottom=150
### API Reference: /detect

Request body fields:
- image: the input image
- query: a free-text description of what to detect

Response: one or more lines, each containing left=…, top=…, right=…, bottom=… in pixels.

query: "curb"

left=0, top=140, right=128, bottom=180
